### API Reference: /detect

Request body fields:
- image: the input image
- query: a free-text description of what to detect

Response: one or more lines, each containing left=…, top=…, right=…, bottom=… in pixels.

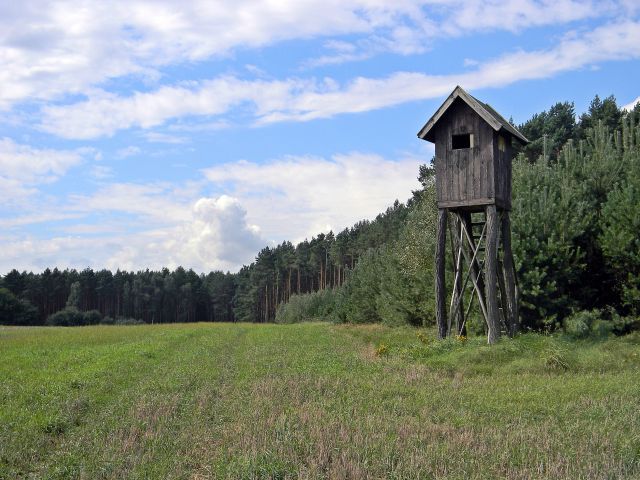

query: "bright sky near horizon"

left=1, top=0, right=639, bottom=274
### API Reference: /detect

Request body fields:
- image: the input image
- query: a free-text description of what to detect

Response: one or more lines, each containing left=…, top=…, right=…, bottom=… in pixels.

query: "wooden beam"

left=501, top=211, right=519, bottom=336
left=462, top=212, right=486, bottom=309
left=454, top=217, right=465, bottom=337
left=458, top=216, right=489, bottom=324
left=448, top=214, right=464, bottom=337
left=485, top=205, right=501, bottom=344
left=436, top=197, right=511, bottom=211
left=435, top=209, right=447, bottom=339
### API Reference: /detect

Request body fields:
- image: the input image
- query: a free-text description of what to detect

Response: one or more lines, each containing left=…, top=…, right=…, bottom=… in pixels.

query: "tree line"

left=276, top=95, right=640, bottom=335
left=0, top=201, right=409, bottom=325
left=1, top=94, right=639, bottom=332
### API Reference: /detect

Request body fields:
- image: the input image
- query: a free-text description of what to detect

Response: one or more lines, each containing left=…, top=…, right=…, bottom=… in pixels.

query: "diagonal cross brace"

left=449, top=214, right=489, bottom=327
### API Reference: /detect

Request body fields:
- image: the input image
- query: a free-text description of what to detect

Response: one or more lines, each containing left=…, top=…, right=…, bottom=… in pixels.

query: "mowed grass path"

left=1, top=323, right=639, bottom=479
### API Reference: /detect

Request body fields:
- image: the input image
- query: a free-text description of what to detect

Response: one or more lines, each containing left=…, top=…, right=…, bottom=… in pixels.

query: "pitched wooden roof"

left=417, top=86, right=529, bottom=144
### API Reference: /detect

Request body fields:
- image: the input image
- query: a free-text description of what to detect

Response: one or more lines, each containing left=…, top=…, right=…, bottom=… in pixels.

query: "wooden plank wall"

left=493, top=133, right=513, bottom=210
left=434, top=98, right=495, bottom=206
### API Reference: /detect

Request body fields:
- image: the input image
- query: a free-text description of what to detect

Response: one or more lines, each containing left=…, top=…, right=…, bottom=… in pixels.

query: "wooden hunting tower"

left=417, top=86, right=529, bottom=344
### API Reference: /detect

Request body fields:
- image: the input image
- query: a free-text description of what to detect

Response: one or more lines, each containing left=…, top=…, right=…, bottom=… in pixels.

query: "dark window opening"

left=452, top=133, right=473, bottom=149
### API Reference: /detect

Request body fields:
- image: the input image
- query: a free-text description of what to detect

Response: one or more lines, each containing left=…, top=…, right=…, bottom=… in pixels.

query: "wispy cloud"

left=39, top=20, right=640, bottom=139
left=0, top=138, right=86, bottom=203
left=68, top=182, right=193, bottom=224
left=0, top=0, right=427, bottom=109
left=0, top=212, right=84, bottom=229
left=143, top=132, right=188, bottom=144
left=115, top=146, right=141, bottom=159
left=90, top=165, right=113, bottom=179
left=0, top=138, right=84, bottom=183
left=1, top=1, right=623, bottom=110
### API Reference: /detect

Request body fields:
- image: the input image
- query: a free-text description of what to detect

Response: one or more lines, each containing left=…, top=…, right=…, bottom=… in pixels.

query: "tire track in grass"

left=22, top=324, right=244, bottom=479
left=2, top=325, right=191, bottom=478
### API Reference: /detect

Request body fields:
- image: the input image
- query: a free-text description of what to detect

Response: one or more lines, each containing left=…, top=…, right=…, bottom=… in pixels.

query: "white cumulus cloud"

left=203, top=152, right=423, bottom=242
left=0, top=193, right=265, bottom=273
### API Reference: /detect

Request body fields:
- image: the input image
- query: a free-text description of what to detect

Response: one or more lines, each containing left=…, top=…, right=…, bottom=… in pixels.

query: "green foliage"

left=334, top=249, right=383, bottom=324
left=115, top=317, right=145, bottom=325
left=0, top=287, right=38, bottom=326
left=577, top=94, right=623, bottom=139
left=99, top=315, right=144, bottom=325
left=318, top=104, right=639, bottom=334
left=274, top=289, right=339, bottom=323
left=511, top=150, right=588, bottom=327
left=563, top=310, right=603, bottom=339
left=390, top=183, right=438, bottom=326
left=599, top=117, right=640, bottom=314
left=46, top=308, right=103, bottom=326
left=324, top=97, right=640, bottom=334
left=541, top=343, right=570, bottom=371
left=511, top=116, right=640, bottom=330
left=590, top=319, right=614, bottom=339
left=374, top=342, right=389, bottom=356
left=610, top=312, right=640, bottom=336
left=518, top=101, right=576, bottom=162
left=330, top=176, right=439, bottom=328
left=66, top=281, right=81, bottom=309
left=100, top=315, right=115, bottom=325
left=2, top=94, right=640, bottom=334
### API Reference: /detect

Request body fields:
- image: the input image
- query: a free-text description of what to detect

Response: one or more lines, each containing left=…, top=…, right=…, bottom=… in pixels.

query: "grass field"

left=1, top=323, right=639, bottom=479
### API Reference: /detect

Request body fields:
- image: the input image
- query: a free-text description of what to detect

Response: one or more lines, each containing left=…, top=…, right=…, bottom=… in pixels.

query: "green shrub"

left=46, top=308, right=103, bottom=326
left=563, top=310, right=602, bottom=339
left=562, top=309, right=618, bottom=339
left=84, top=310, right=102, bottom=325
left=114, top=317, right=144, bottom=325
left=542, top=344, right=570, bottom=371
left=275, top=289, right=338, bottom=323
left=46, top=308, right=85, bottom=326
left=610, top=310, right=640, bottom=335
left=0, top=287, right=39, bottom=325
left=590, top=319, right=613, bottom=339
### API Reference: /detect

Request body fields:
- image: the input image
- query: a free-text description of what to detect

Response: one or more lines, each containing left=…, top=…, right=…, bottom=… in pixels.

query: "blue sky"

left=1, top=0, right=639, bottom=274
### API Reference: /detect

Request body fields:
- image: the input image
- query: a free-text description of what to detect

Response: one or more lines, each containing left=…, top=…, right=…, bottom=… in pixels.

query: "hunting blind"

left=418, top=86, right=529, bottom=344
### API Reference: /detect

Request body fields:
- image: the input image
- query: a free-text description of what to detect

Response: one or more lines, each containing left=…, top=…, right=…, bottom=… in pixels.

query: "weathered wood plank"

left=485, top=205, right=500, bottom=344
left=435, top=128, right=444, bottom=201
left=501, top=212, right=518, bottom=336
left=437, top=198, right=495, bottom=209
left=435, top=209, right=448, bottom=339
left=452, top=214, right=464, bottom=336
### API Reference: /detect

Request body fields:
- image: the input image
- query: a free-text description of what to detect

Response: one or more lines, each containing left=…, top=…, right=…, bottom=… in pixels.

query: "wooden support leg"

left=435, top=209, right=447, bottom=339
left=501, top=211, right=518, bottom=336
left=447, top=217, right=456, bottom=337
left=497, top=258, right=509, bottom=331
left=485, top=205, right=500, bottom=344
left=453, top=215, right=464, bottom=336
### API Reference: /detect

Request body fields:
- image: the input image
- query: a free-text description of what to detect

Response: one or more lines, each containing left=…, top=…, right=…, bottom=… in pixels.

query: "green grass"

left=1, top=323, right=639, bottom=479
